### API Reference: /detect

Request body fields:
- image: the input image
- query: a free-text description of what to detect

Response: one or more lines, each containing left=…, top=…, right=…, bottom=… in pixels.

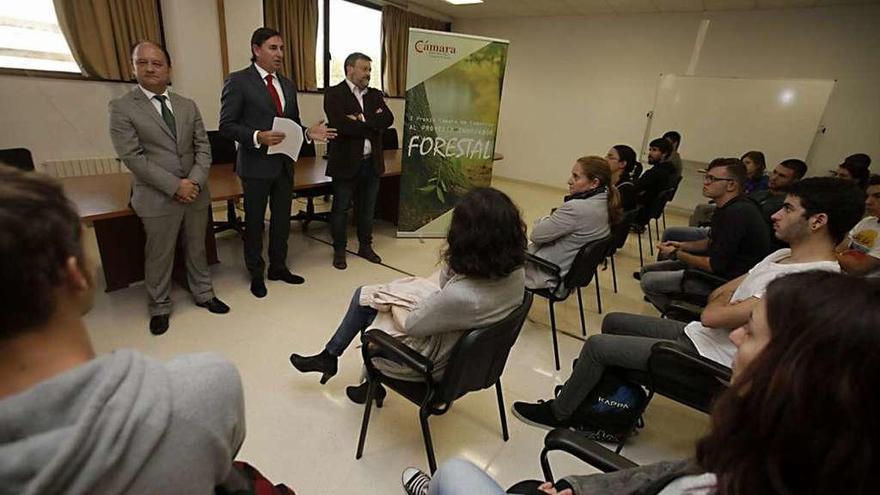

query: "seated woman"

left=400, top=270, right=880, bottom=495
left=289, top=187, right=526, bottom=404
left=525, top=156, right=621, bottom=291
left=741, top=150, right=768, bottom=194
left=605, top=145, right=639, bottom=212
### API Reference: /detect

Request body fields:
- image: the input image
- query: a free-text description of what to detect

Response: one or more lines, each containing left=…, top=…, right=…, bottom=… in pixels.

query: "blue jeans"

left=325, top=287, right=378, bottom=357
left=429, top=458, right=505, bottom=495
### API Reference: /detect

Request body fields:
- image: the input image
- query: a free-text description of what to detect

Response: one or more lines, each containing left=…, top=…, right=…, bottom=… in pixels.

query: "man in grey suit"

left=220, top=27, right=336, bottom=298
left=109, top=41, right=229, bottom=335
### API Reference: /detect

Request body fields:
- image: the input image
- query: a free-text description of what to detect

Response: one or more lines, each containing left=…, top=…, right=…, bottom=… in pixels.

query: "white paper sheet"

left=266, top=117, right=304, bottom=161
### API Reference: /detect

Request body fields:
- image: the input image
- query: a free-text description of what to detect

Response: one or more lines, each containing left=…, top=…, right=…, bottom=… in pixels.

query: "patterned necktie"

left=153, top=94, right=176, bottom=139
left=265, top=74, right=283, bottom=116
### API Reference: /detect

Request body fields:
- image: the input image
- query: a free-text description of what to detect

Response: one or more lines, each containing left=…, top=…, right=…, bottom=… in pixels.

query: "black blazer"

left=323, top=80, right=394, bottom=179
left=219, top=64, right=303, bottom=179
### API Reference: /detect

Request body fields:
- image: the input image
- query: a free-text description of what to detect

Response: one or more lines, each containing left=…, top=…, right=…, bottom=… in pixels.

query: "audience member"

left=662, top=130, right=683, bottom=177
left=403, top=271, right=880, bottom=495
left=512, top=177, right=864, bottom=431
left=605, top=145, right=639, bottom=211
left=0, top=166, right=246, bottom=493
left=837, top=174, right=880, bottom=277
left=524, top=156, right=620, bottom=290
left=741, top=150, right=768, bottom=193
left=634, top=137, right=677, bottom=224
left=289, top=188, right=526, bottom=404
left=834, top=154, right=871, bottom=189
left=637, top=158, right=771, bottom=312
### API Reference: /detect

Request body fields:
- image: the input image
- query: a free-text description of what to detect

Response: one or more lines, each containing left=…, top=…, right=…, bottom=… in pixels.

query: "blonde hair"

left=575, top=155, right=623, bottom=225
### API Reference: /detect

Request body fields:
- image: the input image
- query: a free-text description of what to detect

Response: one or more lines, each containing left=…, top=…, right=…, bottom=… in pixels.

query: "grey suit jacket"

left=218, top=64, right=303, bottom=180
left=109, top=87, right=212, bottom=218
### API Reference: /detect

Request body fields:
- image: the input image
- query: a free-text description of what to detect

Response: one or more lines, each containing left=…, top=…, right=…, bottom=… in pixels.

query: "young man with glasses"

left=638, top=158, right=772, bottom=312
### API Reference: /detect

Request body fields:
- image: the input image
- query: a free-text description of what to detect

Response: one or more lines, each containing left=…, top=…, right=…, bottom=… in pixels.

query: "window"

left=0, top=0, right=79, bottom=73
left=316, top=0, right=382, bottom=90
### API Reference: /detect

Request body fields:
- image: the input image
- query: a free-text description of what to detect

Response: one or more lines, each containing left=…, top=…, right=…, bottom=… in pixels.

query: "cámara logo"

left=414, top=39, right=456, bottom=55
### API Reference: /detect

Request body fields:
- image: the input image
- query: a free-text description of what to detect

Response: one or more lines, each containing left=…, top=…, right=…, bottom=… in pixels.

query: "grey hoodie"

left=0, top=350, right=245, bottom=495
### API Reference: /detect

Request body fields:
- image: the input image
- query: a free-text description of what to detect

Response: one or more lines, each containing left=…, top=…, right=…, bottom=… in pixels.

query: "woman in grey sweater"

left=525, top=156, right=621, bottom=291
left=290, top=188, right=526, bottom=404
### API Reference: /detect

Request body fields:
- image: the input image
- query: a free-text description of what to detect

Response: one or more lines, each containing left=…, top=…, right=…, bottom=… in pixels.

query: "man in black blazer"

left=220, top=27, right=335, bottom=298
left=323, top=52, right=394, bottom=270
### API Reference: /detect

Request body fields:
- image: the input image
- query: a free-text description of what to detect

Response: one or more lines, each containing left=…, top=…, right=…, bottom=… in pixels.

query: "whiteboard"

left=648, top=75, right=835, bottom=165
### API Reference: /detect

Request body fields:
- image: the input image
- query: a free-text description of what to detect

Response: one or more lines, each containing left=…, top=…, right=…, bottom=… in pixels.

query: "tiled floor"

left=82, top=178, right=708, bottom=494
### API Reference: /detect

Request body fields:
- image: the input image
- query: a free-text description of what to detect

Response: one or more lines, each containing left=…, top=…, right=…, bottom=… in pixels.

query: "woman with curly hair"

left=290, top=187, right=526, bottom=405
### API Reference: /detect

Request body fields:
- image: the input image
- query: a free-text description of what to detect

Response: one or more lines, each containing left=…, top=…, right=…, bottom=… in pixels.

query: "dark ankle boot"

left=346, top=381, right=387, bottom=408
left=289, top=350, right=338, bottom=384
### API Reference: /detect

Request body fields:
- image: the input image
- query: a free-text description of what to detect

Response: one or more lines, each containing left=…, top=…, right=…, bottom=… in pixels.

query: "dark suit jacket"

left=323, top=80, right=393, bottom=179
left=219, top=64, right=303, bottom=179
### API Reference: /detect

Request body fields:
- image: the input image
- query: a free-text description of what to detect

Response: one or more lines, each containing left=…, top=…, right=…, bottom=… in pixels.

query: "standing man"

left=220, top=27, right=336, bottom=298
left=109, top=41, right=229, bottom=336
left=323, top=52, right=394, bottom=270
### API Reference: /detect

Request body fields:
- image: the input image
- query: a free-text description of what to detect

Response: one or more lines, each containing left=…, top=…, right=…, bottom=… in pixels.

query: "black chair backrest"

left=608, top=209, right=639, bottom=254
left=668, top=175, right=684, bottom=200
left=0, top=148, right=34, bottom=171
left=646, top=187, right=675, bottom=221
left=383, top=128, right=399, bottom=150
left=207, top=131, right=236, bottom=165
left=564, top=236, right=611, bottom=289
left=437, top=292, right=533, bottom=403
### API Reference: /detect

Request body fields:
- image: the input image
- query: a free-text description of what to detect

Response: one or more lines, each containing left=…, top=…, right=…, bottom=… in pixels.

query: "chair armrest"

left=649, top=341, right=732, bottom=383
left=682, top=268, right=728, bottom=289
left=543, top=428, right=638, bottom=473
left=362, top=329, right=434, bottom=378
left=664, top=300, right=704, bottom=321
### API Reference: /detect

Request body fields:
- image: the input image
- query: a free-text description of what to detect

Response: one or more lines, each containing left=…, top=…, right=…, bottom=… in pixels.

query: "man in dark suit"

left=109, top=41, right=229, bottom=335
left=220, top=27, right=335, bottom=298
left=323, top=52, right=394, bottom=270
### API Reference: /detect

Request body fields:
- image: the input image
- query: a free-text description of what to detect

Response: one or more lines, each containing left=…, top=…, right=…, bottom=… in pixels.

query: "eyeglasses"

left=703, top=174, right=735, bottom=184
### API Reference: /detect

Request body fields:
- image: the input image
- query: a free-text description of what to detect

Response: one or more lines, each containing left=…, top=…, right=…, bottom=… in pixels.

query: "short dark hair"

left=250, top=27, right=282, bottom=62
left=130, top=40, right=172, bottom=67
left=344, top=52, right=372, bottom=71
left=868, top=174, right=880, bottom=187
left=844, top=153, right=871, bottom=169
left=839, top=160, right=871, bottom=190
left=442, top=188, right=526, bottom=279
left=708, top=157, right=748, bottom=192
left=787, top=177, right=866, bottom=243
left=648, top=137, right=672, bottom=157
left=698, top=271, right=880, bottom=494
left=662, top=131, right=681, bottom=145
left=0, top=166, right=83, bottom=334
left=779, top=158, right=807, bottom=179
left=740, top=150, right=766, bottom=178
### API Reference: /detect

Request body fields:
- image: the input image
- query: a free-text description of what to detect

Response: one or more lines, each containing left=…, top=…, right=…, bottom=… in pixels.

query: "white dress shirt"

left=344, top=78, right=371, bottom=156
left=138, top=85, right=173, bottom=117
left=251, top=63, right=309, bottom=148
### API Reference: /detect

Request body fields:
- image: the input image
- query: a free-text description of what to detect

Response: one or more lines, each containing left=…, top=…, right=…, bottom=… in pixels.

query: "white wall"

left=455, top=6, right=880, bottom=210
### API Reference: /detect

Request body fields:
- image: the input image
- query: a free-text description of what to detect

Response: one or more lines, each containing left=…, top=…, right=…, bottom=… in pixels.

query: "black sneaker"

left=511, top=400, right=571, bottom=430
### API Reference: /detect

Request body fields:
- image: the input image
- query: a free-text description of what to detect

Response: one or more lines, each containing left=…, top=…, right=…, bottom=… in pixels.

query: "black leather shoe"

left=250, top=278, right=267, bottom=298
left=357, top=246, right=382, bottom=264
left=196, top=297, right=230, bottom=314
left=290, top=350, right=338, bottom=384
left=268, top=269, right=305, bottom=284
left=346, top=382, right=386, bottom=408
left=632, top=271, right=642, bottom=281
left=149, top=314, right=169, bottom=335
left=333, top=250, right=347, bottom=270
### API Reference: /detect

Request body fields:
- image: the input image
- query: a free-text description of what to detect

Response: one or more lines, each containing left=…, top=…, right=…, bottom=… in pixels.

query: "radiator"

left=42, top=157, right=127, bottom=177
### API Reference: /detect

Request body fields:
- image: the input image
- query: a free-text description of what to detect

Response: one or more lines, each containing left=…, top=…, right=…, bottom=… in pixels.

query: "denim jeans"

left=429, top=458, right=505, bottom=495
left=325, top=286, right=378, bottom=357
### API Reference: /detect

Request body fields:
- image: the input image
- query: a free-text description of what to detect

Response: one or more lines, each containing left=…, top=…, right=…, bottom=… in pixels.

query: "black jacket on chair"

left=323, top=81, right=394, bottom=180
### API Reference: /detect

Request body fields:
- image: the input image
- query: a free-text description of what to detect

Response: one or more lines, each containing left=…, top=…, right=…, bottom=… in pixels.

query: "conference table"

left=63, top=150, right=404, bottom=292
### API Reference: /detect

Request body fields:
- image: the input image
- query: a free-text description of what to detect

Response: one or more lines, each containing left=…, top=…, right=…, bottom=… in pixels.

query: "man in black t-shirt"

left=634, top=137, right=678, bottom=224
left=639, top=158, right=772, bottom=312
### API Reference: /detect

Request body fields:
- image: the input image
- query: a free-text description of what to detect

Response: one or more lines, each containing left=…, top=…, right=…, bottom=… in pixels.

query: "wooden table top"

left=64, top=149, right=405, bottom=222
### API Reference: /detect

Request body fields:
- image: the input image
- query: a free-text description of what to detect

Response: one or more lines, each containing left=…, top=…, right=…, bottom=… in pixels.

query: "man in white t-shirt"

left=512, top=177, right=866, bottom=430
left=837, top=174, right=880, bottom=278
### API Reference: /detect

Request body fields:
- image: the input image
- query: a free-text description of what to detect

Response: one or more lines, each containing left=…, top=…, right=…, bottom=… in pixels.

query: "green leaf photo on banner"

left=398, top=30, right=509, bottom=236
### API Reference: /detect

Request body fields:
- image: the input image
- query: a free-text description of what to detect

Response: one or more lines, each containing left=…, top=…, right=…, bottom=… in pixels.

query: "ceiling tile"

left=653, top=0, right=706, bottom=11
left=702, top=0, right=757, bottom=9
left=607, top=0, right=662, bottom=12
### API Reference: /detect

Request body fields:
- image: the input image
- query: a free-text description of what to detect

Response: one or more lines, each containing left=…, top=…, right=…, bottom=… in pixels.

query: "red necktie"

left=265, top=74, right=283, bottom=116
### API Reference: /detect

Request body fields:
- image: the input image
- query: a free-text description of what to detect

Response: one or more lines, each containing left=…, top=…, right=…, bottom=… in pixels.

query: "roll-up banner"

left=397, top=28, right=509, bottom=237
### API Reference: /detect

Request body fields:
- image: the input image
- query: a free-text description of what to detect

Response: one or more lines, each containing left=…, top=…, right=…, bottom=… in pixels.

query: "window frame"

left=0, top=1, right=168, bottom=84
